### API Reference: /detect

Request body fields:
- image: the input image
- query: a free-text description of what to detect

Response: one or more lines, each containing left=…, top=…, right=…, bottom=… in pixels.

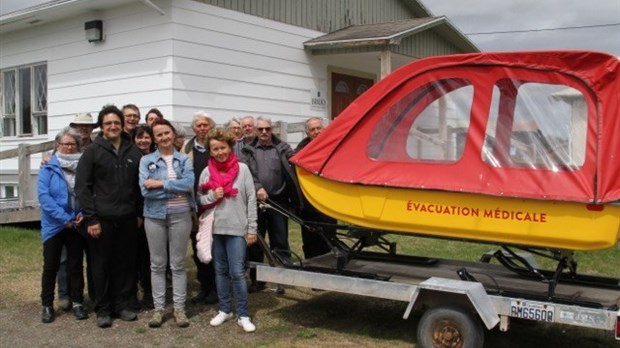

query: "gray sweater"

left=197, top=162, right=257, bottom=236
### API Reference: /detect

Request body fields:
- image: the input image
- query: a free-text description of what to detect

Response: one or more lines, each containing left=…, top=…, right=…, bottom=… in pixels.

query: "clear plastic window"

left=483, top=81, right=587, bottom=171
left=368, top=78, right=473, bottom=162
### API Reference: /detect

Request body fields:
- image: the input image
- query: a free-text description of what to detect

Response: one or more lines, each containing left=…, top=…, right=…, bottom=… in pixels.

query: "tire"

left=416, top=305, right=484, bottom=348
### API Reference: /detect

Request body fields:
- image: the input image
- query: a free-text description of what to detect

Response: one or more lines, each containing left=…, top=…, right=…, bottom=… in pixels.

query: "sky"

left=421, top=0, right=620, bottom=56
left=2, top=0, right=619, bottom=56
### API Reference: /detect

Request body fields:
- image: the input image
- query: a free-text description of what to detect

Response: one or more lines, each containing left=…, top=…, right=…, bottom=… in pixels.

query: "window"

left=368, top=78, right=473, bottom=162
left=1, top=63, right=47, bottom=137
left=482, top=81, right=587, bottom=171
left=1, top=184, right=18, bottom=199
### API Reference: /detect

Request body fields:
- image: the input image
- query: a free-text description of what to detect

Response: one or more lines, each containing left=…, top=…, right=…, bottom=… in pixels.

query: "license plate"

left=510, top=300, right=555, bottom=322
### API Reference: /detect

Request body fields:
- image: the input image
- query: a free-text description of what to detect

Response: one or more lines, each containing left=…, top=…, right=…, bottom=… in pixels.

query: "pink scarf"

left=200, top=153, right=239, bottom=210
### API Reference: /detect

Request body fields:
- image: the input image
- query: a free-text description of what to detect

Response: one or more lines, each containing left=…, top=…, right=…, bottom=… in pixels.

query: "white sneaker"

left=210, top=311, right=233, bottom=326
left=237, top=316, right=256, bottom=333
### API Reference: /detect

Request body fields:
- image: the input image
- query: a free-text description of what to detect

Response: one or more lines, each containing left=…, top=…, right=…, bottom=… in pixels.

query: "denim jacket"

left=139, top=149, right=196, bottom=219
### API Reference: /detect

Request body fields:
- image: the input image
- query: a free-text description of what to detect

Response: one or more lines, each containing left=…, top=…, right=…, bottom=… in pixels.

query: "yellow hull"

left=296, top=168, right=620, bottom=251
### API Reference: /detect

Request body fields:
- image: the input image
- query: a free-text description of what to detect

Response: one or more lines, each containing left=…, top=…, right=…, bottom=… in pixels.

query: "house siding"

left=395, top=31, right=461, bottom=58
left=170, top=0, right=329, bottom=125
left=197, top=0, right=416, bottom=32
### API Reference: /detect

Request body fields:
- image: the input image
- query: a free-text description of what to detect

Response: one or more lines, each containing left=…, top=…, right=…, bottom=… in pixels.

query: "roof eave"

left=438, top=17, right=480, bottom=52
left=0, top=0, right=83, bottom=25
left=305, top=38, right=393, bottom=50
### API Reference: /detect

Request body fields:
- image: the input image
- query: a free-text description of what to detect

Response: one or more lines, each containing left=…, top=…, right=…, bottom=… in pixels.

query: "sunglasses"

left=257, top=127, right=272, bottom=132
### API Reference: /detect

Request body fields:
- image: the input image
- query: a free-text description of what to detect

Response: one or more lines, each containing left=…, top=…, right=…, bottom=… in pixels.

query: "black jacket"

left=294, top=137, right=312, bottom=153
left=75, top=132, right=143, bottom=225
left=240, top=135, right=303, bottom=210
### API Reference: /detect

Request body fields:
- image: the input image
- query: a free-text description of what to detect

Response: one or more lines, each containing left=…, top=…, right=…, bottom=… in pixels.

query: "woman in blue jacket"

left=38, top=127, right=88, bottom=323
left=139, top=118, right=195, bottom=328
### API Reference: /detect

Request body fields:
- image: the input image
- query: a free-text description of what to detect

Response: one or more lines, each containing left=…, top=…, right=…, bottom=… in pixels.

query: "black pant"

left=88, top=215, right=137, bottom=316
left=134, top=224, right=151, bottom=296
left=190, top=215, right=216, bottom=295
left=41, top=228, right=86, bottom=307
left=249, top=201, right=291, bottom=283
left=300, top=209, right=336, bottom=259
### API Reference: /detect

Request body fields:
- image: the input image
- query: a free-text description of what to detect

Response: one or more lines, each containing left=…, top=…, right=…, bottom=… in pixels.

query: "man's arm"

left=75, top=146, right=98, bottom=226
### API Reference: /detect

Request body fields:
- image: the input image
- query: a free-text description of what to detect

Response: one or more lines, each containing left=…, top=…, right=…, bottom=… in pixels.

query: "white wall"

left=169, top=0, right=331, bottom=127
left=0, top=0, right=176, bottom=172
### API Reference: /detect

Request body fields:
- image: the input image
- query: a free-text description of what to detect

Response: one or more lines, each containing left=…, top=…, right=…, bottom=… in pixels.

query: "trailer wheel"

left=417, top=305, right=484, bottom=348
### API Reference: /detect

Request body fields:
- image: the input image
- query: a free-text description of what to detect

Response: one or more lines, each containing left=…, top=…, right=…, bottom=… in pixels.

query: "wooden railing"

left=0, top=140, right=54, bottom=224
left=272, top=121, right=307, bottom=142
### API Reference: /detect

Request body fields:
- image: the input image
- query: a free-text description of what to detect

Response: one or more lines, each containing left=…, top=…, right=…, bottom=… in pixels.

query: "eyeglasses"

left=257, top=127, right=271, bottom=132
left=124, top=113, right=140, bottom=119
left=102, top=121, right=122, bottom=126
left=58, top=142, right=77, bottom=147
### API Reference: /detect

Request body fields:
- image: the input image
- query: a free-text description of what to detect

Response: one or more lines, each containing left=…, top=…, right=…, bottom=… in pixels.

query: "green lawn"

left=1, top=223, right=618, bottom=347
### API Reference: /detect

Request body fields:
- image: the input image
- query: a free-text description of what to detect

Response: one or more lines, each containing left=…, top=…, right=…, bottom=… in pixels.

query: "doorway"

left=331, top=72, right=374, bottom=119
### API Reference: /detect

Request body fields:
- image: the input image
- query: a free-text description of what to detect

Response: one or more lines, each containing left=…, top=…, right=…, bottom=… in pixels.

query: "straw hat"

left=69, top=112, right=97, bottom=127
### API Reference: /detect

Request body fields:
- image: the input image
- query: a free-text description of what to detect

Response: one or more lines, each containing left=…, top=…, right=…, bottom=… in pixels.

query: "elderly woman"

left=171, top=122, right=187, bottom=151
left=139, top=118, right=195, bottom=328
left=198, top=128, right=257, bottom=333
left=38, top=127, right=88, bottom=323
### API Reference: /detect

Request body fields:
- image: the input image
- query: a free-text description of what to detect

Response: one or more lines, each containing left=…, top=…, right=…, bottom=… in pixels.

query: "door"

left=331, top=72, right=374, bottom=119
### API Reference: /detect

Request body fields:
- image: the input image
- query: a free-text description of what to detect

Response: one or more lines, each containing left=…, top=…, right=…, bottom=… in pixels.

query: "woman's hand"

left=87, top=223, right=102, bottom=238
left=144, top=178, right=163, bottom=189
left=213, top=187, right=224, bottom=199
left=74, top=215, right=84, bottom=226
left=246, top=233, right=257, bottom=246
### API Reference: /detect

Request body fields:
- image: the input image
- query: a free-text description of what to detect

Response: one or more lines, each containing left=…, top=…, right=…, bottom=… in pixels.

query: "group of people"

left=38, top=104, right=333, bottom=333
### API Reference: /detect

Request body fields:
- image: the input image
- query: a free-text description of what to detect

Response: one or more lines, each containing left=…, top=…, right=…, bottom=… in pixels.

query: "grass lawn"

left=0, top=223, right=618, bottom=347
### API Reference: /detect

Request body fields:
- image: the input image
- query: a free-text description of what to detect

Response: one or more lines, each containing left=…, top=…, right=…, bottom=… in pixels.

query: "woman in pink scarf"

left=197, top=128, right=258, bottom=333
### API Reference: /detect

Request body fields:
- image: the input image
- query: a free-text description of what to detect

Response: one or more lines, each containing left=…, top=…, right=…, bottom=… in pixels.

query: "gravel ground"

left=2, top=288, right=618, bottom=348
left=0, top=286, right=417, bottom=348
left=0, top=301, right=256, bottom=347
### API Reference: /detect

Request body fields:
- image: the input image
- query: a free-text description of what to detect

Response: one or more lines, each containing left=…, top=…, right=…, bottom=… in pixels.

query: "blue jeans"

left=145, top=211, right=192, bottom=311
left=213, top=234, right=249, bottom=317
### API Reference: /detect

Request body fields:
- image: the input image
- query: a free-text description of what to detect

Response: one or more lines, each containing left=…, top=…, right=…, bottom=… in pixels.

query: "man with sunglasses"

left=240, top=116, right=302, bottom=294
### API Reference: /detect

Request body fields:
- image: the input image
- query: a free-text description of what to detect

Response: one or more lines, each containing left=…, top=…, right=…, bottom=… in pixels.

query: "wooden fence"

left=0, top=140, right=54, bottom=224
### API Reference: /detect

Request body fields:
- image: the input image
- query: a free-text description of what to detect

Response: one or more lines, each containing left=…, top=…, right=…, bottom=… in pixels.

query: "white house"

left=0, top=0, right=477, bottom=220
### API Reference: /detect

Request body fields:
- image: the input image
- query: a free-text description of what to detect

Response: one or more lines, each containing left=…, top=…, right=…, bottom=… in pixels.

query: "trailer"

left=254, top=202, right=620, bottom=348
left=252, top=51, right=620, bottom=347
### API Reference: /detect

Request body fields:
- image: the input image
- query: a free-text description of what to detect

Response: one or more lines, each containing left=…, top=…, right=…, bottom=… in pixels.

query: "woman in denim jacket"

left=139, top=118, right=195, bottom=328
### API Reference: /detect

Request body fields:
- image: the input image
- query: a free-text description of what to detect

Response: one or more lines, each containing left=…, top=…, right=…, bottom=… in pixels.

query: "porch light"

left=84, top=20, right=103, bottom=43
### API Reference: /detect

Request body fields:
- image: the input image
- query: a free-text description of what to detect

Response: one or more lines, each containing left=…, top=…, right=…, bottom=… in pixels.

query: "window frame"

left=0, top=62, right=48, bottom=138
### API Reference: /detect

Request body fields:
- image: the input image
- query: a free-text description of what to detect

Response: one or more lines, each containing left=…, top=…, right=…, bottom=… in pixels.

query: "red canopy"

left=292, top=51, right=620, bottom=203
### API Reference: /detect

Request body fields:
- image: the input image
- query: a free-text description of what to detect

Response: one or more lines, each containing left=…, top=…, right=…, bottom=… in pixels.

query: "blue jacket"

left=139, top=149, right=196, bottom=219
left=38, top=155, right=80, bottom=243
